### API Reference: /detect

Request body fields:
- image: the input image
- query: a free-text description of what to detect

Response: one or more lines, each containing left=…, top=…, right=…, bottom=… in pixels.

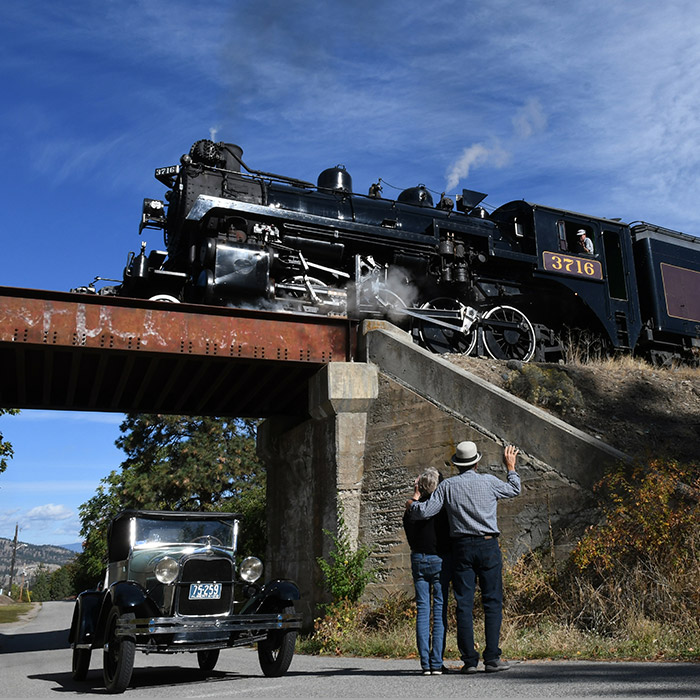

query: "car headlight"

left=154, top=556, right=179, bottom=584
left=239, top=556, right=263, bottom=583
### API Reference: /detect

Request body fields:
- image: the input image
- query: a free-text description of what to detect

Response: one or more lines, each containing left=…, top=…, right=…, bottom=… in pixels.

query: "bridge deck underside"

left=0, top=288, right=356, bottom=417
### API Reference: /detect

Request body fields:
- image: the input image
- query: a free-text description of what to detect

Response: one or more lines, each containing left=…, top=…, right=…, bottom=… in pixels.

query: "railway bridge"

left=0, top=286, right=356, bottom=417
left=0, top=286, right=627, bottom=625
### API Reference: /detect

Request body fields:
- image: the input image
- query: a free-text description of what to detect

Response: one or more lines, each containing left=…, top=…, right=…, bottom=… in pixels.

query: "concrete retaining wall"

left=259, top=322, right=630, bottom=622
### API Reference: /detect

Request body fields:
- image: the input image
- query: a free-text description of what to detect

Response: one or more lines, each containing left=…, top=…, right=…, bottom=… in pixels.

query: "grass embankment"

left=0, top=603, right=33, bottom=624
left=297, top=576, right=700, bottom=663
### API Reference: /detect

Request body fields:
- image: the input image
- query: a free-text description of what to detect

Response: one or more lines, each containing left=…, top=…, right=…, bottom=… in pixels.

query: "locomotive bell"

left=398, top=185, right=434, bottom=207
left=317, top=165, right=352, bottom=192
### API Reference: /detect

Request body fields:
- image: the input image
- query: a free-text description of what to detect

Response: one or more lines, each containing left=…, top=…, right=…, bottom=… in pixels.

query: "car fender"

left=239, top=578, right=300, bottom=614
left=68, top=589, right=105, bottom=646
left=107, top=580, right=145, bottom=608
left=94, top=581, right=159, bottom=644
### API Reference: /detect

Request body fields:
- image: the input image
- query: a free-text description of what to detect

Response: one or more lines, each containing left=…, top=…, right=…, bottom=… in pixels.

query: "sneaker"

left=422, top=669, right=432, bottom=675
left=460, top=664, right=479, bottom=674
left=484, top=658, right=511, bottom=672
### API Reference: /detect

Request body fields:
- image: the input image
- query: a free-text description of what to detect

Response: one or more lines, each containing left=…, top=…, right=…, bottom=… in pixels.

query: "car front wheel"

left=197, top=649, right=220, bottom=671
left=103, top=607, right=135, bottom=693
left=257, top=605, right=297, bottom=677
left=72, top=647, right=91, bottom=681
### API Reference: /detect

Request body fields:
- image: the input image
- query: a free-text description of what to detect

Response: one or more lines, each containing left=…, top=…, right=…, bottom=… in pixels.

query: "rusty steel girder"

left=0, top=287, right=357, bottom=417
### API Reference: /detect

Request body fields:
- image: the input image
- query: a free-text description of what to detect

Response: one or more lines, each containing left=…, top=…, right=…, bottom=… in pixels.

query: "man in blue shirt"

left=406, top=441, right=521, bottom=673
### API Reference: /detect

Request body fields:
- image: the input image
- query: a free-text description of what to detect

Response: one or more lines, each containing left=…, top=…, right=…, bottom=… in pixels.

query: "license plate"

left=188, top=583, right=222, bottom=600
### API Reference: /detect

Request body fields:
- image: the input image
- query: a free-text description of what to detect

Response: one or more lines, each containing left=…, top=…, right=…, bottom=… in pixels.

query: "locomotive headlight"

left=145, top=198, right=164, bottom=212
left=154, top=556, right=179, bottom=584
left=140, top=198, right=166, bottom=234
left=239, top=556, right=263, bottom=583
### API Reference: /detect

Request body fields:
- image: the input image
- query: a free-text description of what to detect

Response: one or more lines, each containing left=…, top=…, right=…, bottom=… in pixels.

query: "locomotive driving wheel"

left=415, top=298, right=477, bottom=355
left=482, top=305, right=536, bottom=362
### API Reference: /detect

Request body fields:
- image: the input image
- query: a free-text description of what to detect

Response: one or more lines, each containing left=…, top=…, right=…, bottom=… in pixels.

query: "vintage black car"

left=68, top=509, right=302, bottom=693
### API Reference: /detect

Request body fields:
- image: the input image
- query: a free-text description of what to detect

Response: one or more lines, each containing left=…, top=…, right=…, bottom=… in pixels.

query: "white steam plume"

left=445, top=142, right=510, bottom=191
left=445, top=98, right=547, bottom=192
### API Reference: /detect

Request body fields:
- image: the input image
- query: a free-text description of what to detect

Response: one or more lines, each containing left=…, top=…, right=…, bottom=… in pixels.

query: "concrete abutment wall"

left=259, top=322, right=629, bottom=626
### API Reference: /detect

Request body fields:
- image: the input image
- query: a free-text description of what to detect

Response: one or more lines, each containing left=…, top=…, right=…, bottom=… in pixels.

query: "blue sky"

left=1, top=0, right=699, bottom=546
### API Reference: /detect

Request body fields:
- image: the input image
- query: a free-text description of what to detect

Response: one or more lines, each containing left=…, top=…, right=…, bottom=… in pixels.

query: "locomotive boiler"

left=83, top=139, right=700, bottom=366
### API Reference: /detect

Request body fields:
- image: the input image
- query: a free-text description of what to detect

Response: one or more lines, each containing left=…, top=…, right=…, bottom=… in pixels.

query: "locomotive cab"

left=499, top=201, right=643, bottom=353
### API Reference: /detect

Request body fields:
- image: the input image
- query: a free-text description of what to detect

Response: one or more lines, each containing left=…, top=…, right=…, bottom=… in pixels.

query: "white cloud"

left=512, top=99, right=548, bottom=140
left=0, top=504, right=74, bottom=541
left=0, top=504, right=79, bottom=541
left=25, top=504, right=74, bottom=522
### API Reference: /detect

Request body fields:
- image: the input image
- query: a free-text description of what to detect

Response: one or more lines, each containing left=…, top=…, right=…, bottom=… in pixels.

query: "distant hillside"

left=61, top=542, right=83, bottom=553
left=0, top=537, right=77, bottom=588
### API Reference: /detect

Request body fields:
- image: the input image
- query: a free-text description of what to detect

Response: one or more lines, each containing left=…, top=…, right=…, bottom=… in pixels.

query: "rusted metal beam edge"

left=0, top=292, right=355, bottom=362
left=0, top=287, right=351, bottom=328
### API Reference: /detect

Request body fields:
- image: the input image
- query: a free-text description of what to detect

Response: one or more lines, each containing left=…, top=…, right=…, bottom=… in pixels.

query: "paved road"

left=1, top=601, right=698, bottom=697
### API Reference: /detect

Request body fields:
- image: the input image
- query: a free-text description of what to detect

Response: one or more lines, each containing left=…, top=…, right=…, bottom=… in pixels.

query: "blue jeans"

left=451, top=537, right=503, bottom=666
left=411, top=552, right=451, bottom=670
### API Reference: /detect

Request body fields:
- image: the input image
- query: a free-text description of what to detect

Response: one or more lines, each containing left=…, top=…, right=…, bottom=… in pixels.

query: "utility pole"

left=8, top=523, right=18, bottom=598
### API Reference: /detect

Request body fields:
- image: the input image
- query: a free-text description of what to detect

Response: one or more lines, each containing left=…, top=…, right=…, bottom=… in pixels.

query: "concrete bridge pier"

left=257, top=362, right=378, bottom=624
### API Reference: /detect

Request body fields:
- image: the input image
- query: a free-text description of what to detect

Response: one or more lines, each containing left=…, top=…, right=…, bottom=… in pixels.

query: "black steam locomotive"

left=84, top=139, right=700, bottom=365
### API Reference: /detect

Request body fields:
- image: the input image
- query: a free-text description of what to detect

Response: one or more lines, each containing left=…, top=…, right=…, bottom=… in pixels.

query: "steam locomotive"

left=82, top=139, right=700, bottom=365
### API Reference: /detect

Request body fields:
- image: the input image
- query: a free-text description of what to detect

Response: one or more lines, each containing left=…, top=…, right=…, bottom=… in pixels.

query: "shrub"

left=301, top=593, right=418, bottom=657
left=505, top=364, right=583, bottom=415
left=361, top=590, right=416, bottom=631
left=560, top=328, right=609, bottom=364
left=566, top=458, right=700, bottom=636
left=571, top=459, right=699, bottom=576
left=503, top=549, right=562, bottom=620
left=300, top=458, right=700, bottom=662
left=316, top=511, right=378, bottom=605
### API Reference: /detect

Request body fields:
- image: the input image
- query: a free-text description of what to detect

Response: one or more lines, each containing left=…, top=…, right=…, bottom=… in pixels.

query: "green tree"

left=74, top=470, right=123, bottom=592
left=74, top=414, right=266, bottom=591
left=0, top=408, right=19, bottom=474
left=31, top=565, right=51, bottom=602
left=113, top=415, right=262, bottom=512
left=49, top=564, right=76, bottom=600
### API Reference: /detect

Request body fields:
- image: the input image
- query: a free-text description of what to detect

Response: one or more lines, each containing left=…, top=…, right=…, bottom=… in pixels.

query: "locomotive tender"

left=90, top=138, right=700, bottom=365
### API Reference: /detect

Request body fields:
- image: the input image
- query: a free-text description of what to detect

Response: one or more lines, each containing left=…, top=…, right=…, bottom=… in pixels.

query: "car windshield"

left=132, top=517, right=238, bottom=549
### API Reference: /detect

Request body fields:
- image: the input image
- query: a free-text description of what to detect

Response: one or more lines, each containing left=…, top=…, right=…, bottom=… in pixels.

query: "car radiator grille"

left=176, top=557, right=234, bottom=616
